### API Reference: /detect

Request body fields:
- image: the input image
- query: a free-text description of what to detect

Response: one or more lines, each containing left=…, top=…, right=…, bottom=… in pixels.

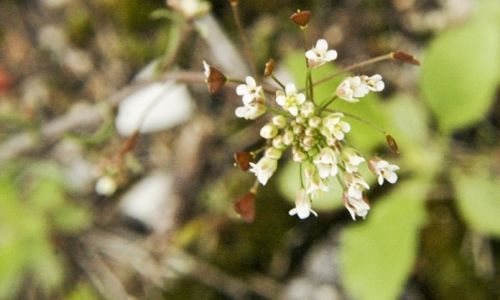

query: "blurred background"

left=0, top=0, right=499, bottom=299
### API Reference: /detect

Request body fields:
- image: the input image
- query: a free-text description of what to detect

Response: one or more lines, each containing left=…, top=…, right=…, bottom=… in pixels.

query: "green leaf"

left=452, top=168, right=500, bottom=237
left=340, top=180, right=428, bottom=300
left=420, top=17, right=500, bottom=133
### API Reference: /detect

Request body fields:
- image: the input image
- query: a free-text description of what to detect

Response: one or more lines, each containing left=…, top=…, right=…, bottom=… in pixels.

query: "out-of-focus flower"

left=236, top=76, right=263, bottom=104
left=275, top=83, right=306, bottom=116
left=361, top=74, right=385, bottom=92
left=289, top=189, right=318, bottom=219
left=167, top=0, right=211, bottom=19
left=336, top=76, right=369, bottom=102
left=305, top=39, right=338, bottom=68
left=249, top=156, right=278, bottom=185
left=343, top=192, right=370, bottom=220
left=95, top=175, right=117, bottom=196
left=369, top=157, right=400, bottom=185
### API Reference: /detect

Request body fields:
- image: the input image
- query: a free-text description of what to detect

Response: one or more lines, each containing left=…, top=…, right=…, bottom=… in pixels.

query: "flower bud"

left=308, top=116, right=321, bottom=128
left=295, top=115, right=307, bottom=124
left=292, top=147, right=307, bottom=162
left=272, top=115, right=287, bottom=128
left=302, top=136, right=316, bottom=148
left=305, top=127, right=316, bottom=137
left=300, top=101, right=315, bottom=117
left=293, top=124, right=304, bottom=135
left=283, top=130, right=295, bottom=145
left=265, top=147, right=282, bottom=160
left=290, top=10, right=311, bottom=27
left=260, top=123, right=278, bottom=139
left=272, top=135, right=285, bottom=149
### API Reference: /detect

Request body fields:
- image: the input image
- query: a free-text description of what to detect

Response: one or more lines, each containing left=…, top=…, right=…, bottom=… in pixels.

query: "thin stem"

left=318, top=95, right=338, bottom=111
left=300, top=52, right=394, bottom=92
left=299, top=163, right=305, bottom=189
left=324, top=108, right=387, bottom=135
left=230, top=0, right=257, bottom=78
left=336, top=173, right=346, bottom=189
left=271, top=74, right=286, bottom=90
left=250, top=179, right=260, bottom=193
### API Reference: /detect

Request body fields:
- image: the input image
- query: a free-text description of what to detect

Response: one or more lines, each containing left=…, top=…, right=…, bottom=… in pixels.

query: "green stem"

left=271, top=74, right=286, bottom=90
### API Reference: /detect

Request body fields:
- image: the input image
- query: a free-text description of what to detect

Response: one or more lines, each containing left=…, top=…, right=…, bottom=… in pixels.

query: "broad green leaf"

left=420, top=17, right=500, bottom=133
left=452, top=168, right=500, bottom=237
left=341, top=180, right=428, bottom=300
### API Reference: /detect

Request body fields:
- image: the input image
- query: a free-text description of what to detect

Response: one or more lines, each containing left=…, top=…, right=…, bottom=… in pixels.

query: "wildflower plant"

left=203, top=7, right=419, bottom=221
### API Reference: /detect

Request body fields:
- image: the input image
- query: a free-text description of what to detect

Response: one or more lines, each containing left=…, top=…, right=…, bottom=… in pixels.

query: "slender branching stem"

left=230, top=0, right=258, bottom=79
left=318, top=95, right=338, bottom=111
left=310, top=53, right=394, bottom=89
left=323, top=108, right=387, bottom=135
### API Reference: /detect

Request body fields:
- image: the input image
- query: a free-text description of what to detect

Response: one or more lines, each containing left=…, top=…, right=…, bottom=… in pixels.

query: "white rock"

left=119, top=172, right=179, bottom=233
left=115, top=81, right=193, bottom=136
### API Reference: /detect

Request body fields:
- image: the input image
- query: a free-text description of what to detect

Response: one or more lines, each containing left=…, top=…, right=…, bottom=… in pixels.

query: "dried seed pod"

left=385, top=134, right=400, bottom=154
left=234, top=192, right=256, bottom=223
left=264, top=58, right=275, bottom=77
left=290, top=10, right=311, bottom=27
left=392, top=51, right=420, bottom=65
left=203, top=61, right=227, bottom=94
left=234, top=151, right=252, bottom=171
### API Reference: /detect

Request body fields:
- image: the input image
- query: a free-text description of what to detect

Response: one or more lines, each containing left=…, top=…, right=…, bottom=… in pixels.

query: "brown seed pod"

left=290, top=10, right=311, bottom=27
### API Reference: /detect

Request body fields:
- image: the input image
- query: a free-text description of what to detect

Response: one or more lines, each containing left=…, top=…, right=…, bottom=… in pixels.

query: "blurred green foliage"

left=0, top=161, right=92, bottom=298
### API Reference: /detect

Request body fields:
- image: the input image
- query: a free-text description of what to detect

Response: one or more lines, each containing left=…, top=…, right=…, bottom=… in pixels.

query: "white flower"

left=361, top=74, right=384, bottom=92
left=275, top=83, right=306, bottom=116
left=336, top=76, right=370, bottom=102
left=343, top=192, right=370, bottom=220
left=369, top=157, right=400, bottom=185
left=235, top=102, right=266, bottom=120
left=345, top=172, right=370, bottom=200
left=292, top=146, right=307, bottom=162
left=236, top=76, right=263, bottom=104
left=167, top=0, right=210, bottom=19
left=289, top=189, right=318, bottom=219
left=321, top=112, right=351, bottom=142
left=305, top=39, right=338, bottom=68
left=341, top=147, right=365, bottom=173
left=313, top=147, right=338, bottom=178
left=249, top=156, right=278, bottom=185
left=264, top=147, right=282, bottom=160
left=303, top=163, right=330, bottom=197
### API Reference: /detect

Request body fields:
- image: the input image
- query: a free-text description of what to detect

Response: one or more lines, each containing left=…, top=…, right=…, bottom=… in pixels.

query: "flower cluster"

left=204, top=32, right=409, bottom=220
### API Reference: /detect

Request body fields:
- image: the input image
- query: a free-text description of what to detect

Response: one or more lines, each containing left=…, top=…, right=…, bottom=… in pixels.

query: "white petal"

left=288, top=208, right=297, bottom=216
left=242, top=93, right=254, bottom=105
left=236, top=84, right=248, bottom=96
left=245, top=76, right=256, bottom=88
left=316, top=39, right=328, bottom=51
left=386, top=172, right=398, bottom=184
left=325, top=50, right=338, bottom=61
left=285, top=83, right=297, bottom=95
left=305, top=50, right=317, bottom=60
left=378, top=175, right=384, bottom=185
